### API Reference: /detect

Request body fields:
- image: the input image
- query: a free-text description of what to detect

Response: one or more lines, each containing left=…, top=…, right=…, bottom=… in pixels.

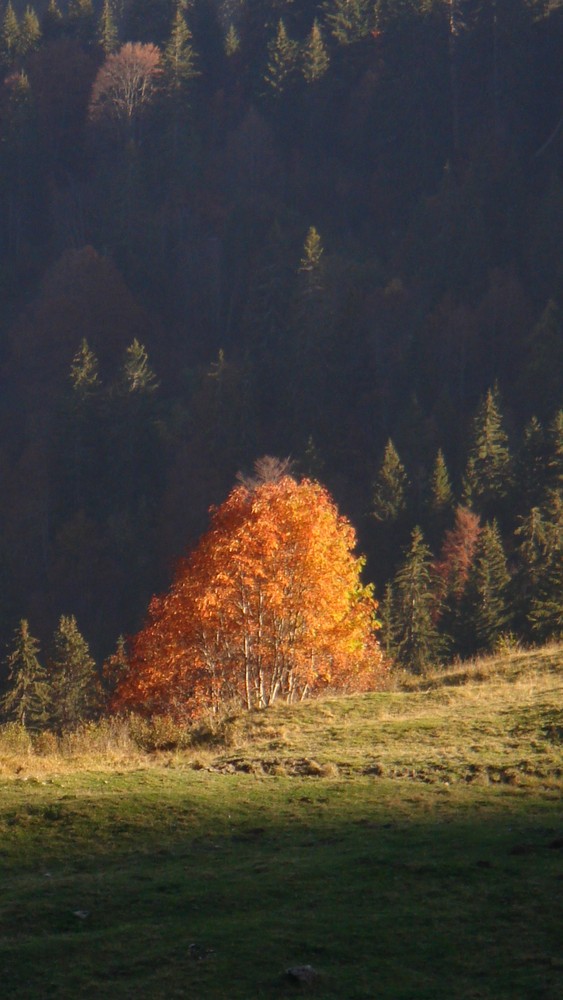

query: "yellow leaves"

left=113, top=472, right=383, bottom=717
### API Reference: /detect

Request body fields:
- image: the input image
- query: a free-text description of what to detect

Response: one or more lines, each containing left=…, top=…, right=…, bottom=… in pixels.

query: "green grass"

left=1, top=645, right=562, bottom=999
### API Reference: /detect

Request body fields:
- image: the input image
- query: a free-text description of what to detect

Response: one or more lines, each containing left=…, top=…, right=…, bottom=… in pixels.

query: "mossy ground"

left=1, top=646, right=561, bottom=998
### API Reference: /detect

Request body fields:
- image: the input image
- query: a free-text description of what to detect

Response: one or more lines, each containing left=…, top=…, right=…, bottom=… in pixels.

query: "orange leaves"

left=113, top=471, right=383, bottom=718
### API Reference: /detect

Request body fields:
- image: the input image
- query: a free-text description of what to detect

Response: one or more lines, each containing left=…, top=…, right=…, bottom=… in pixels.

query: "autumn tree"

left=113, top=464, right=382, bottom=718
left=89, top=42, right=162, bottom=142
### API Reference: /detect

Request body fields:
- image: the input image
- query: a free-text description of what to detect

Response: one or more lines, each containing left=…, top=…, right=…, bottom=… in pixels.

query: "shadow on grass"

left=1, top=771, right=562, bottom=999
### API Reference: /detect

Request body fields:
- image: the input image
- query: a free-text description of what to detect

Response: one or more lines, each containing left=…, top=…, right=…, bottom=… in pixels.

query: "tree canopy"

left=113, top=463, right=383, bottom=717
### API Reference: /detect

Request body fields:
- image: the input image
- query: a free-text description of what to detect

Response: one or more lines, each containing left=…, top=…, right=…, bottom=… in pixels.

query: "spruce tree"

left=264, top=19, right=299, bottom=96
left=372, top=439, right=409, bottom=523
left=1, top=621, right=50, bottom=730
left=67, top=0, right=96, bottom=46
left=122, top=339, right=159, bottom=394
left=48, top=615, right=100, bottom=731
left=464, top=520, right=512, bottom=653
left=18, top=6, right=41, bottom=57
left=224, top=22, right=240, bottom=57
left=102, top=634, right=129, bottom=700
left=426, top=447, right=454, bottom=543
left=515, top=416, right=547, bottom=512
left=528, top=554, right=563, bottom=642
left=546, top=409, right=563, bottom=492
left=463, top=385, right=513, bottom=521
left=298, top=225, right=324, bottom=295
left=98, top=0, right=118, bottom=56
left=392, top=526, right=443, bottom=673
left=70, top=339, right=101, bottom=400
left=303, top=19, right=329, bottom=83
left=323, top=0, right=373, bottom=45
left=42, top=0, right=63, bottom=40
left=163, top=5, right=200, bottom=92
left=1, top=2, right=20, bottom=66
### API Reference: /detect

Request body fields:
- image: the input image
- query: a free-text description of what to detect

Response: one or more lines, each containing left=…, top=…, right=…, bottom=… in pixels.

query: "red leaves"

left=113, top=473, right=383, bottom=717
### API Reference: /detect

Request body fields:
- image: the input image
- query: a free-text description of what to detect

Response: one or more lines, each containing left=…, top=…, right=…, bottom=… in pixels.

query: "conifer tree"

left=426, top=447, right=455, bottom=543
left=122, top=339, right=159, bottom=394
left=70, top=339, right=101, bottom=399
left=1, top=621, right=50, bottom=730
left=102, top=634, right=129, bottom=699
left=379, top=580, right=397, bottom=661
left=298, top=225, right=324, bottom=294
left=464, top=520, right=512, bottom=652
left=18, top=6, right=41, bottom=57
left=224, top=22, right=240, bottom=57
left=463, top=385, right=513, bottom=520
left=429, top=449, right=454, bottom=515
left=392, top=526, right=443, bottom=672
left=528, top=555, right=563, bottom=642
left=67, top=0, right=96, bottom=46
left=48, top=615, right=100, bottom=730
left=98, top=0, right=118, bottom=56
left=372, top=439, right=409, bottom=523
left=1, top=2, right=21, bottom=66
left=41, top=0, right=63, bottom=40
left=264, top=19, right=298, bottom=96
left=546, top=408, right=563, bottom=492
left=163, top=5, right=199, bottom=92
left=516, top=415, right=547, bottom=512
left=323, top=0, right=373, bottom=45
left=303, top=19, right=329, bottom=83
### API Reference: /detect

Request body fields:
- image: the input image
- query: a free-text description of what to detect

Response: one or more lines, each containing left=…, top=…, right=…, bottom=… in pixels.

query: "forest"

left=0, top=0, right=562, bottom=715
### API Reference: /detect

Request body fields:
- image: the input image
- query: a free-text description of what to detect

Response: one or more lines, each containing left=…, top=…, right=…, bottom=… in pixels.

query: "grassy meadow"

left=1, top=645, right=562, bottom=999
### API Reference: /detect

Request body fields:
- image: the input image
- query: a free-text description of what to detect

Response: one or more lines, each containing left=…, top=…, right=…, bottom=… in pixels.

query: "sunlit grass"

left=0, top=645, right=561, bottom=998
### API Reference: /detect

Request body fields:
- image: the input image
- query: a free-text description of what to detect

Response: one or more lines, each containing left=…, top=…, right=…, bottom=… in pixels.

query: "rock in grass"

left=285, top=964, right=320, bottom=985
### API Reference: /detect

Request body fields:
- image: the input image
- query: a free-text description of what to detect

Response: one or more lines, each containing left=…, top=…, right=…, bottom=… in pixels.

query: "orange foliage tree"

left=113, top=461, right=382, bottom=717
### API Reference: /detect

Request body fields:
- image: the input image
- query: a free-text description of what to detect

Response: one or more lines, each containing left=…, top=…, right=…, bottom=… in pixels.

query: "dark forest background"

left=0, top=0, right=561, bottom=678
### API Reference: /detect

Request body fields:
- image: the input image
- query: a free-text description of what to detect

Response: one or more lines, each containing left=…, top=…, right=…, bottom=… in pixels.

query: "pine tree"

left=546, top=408, right=563, bottom=493
left=298, top=225, right=324, bottom=295
left=463, top=385, right=513, bottom=520
left=303, top=19, right=329, bottom=83
left=323, top=0, right=373, bottom=46
left=515, top=416, right=547, bottom=512
left=1, top=621, right=50, bottom=730
left=98, top=0, right=118, bottom=56
left=224, top=22, right=240, bottom=57
left=372, top=439, right=409, bottom=523
left=264, top=19, right=299, bottom=96
left=163, top=5, right=200, bottom=91
left=70, top=339, right=101, bottom=400
left=42, top=0, right=63, bottom=40
left=122, top=339, right=159, bottom=394
left=1, top=2, right=21, bottom=66
left=464, top=520, right=512, bottom=652
left=392, top=526, right=443, bottom=673
left=67, top=0, right=96, bottom=46
left=528, top=554, right=563, bottom=642
left=426, top=447, right=455, bottom=543
left=102, top=634, right=129, bottom=699
left=379, top=580, right=397, bottom=661
left=48, top=615, right=100, bottom=731
left=18, top=6, right=41, bottom=57
left=429, top=449, right=454, bottom=516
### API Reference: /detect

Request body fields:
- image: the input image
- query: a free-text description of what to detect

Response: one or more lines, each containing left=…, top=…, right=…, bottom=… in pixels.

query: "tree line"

left=0, top=0, right=561, bottom=689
